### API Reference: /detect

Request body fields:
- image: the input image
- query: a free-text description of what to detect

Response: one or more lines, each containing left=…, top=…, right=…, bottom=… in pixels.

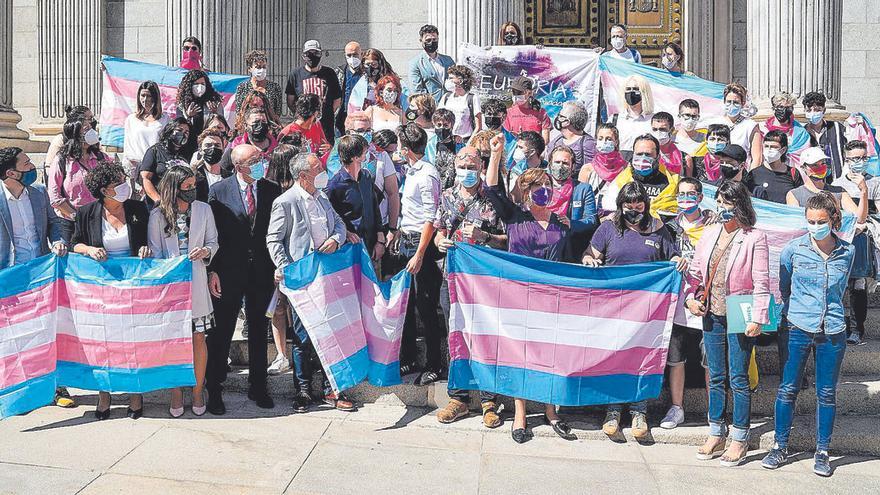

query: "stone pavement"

left=1, top=391, right=879, bottom=494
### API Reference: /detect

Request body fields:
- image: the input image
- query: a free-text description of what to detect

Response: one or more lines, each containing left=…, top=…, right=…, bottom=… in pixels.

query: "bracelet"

left=377, top=240, right=386, bottom=245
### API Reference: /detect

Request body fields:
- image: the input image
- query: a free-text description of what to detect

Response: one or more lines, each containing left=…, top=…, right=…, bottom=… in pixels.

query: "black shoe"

left=126, top=407, right=143, bottom=420
left=292, top=391, right=311, bottom=413
left=248, top=389, right=275, bottom=409
left=511, top=424, right=532, bottom=444
left=207, top=391, right=226, bottom=415
left=543, top=414, right=575, bottom=440
left=94, top=407, right=111, bottom=421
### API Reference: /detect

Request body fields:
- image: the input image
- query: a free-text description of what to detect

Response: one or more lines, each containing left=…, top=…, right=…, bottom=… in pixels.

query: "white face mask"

left=652, top=130, right=671, bottom=145
left=444, top=79, right=456, bottom=92
left=346, top=55, right=361, bottom=69
left=680, top=116, right=699, bottom=132
left=764, top=147, right=783, bottom=162
left=596, top=139, right=615, bottom=154
left=83, top=128, right=100, bottom=146
left=382, top=90, right=398, bottom=103
left=192, top=83, right=207, bottom=97
left=252, top=68, right=267, bottom=81
left=662, top=56, right=678, bottom=69
left=313, top=170, right=329, bottom=189
left=110, top=182, right=131, bottom=203
left=611, top=36, right=626, bottom=50
left=513, top=147, right=527, bottom=162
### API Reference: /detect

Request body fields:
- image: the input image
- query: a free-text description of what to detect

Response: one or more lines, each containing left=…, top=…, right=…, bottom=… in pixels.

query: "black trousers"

left=206, top=266, right=272, bottom=394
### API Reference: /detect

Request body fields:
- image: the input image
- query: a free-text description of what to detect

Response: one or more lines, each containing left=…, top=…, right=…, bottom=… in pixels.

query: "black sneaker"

left=248, top=389, right=275, bottom=409
left=761, top=446, right=788, bottom=469
left=814, top=451, right=833, bottom=477
left=292, top=391, right=311, bottom=413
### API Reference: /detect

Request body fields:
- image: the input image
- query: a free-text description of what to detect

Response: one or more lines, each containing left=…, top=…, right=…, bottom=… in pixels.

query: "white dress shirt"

left=3, top=182, right=39, bottom=264
left=236, top=175, right=258, bottom=211
left=399, top=159, right=440, bottom=234
left=294, top=184, right=331, bottom=249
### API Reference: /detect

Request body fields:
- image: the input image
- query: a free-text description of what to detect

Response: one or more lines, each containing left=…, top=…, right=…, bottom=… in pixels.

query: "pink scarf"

left=702, top=153, right=722, bottom=182
left=764, top=116, right=793, bottom=135
left=591, top=151, right=628, bottom=182
left=659, top=141, right=683, bottom=174
left=548, top=179, right=574, bottom=217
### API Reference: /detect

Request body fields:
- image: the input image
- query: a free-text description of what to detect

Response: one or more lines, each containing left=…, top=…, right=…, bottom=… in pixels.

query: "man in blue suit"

left=0, top=146, right=67, bottom=268
left=408, top=24, right=455, bottom=103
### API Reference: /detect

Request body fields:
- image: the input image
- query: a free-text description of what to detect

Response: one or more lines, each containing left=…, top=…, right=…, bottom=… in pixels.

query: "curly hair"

left=0, top=146, right=22, bottom=177
left=84, top=160, right=127, bottom=201
left=176, top=69, right=221, bottom=108
left=244, top=49, right=268, bottom=69
left=407, top=93, right=436, bottom=120
left=197, top=128, right=228, bottom=147
left=235, top=91, right=275, bottom=137
left=375, top=74, right=402, bottom=106
left=447, top=65, right=475, bottom=92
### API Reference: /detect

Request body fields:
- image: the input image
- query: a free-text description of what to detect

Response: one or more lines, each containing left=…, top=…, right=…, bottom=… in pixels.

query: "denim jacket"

left=779, top=234, right=855, bottom=334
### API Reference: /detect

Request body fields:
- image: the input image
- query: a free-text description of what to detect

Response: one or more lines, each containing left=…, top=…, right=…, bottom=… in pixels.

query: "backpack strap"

left=466, top=93, right=475, bottom=130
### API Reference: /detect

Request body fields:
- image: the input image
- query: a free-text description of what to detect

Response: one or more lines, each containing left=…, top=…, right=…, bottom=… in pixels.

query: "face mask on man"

left=680, top=116, right=699, bottom=131
left=676, top=193, right=700, bottom=214
left=346, top=55, right=361, bottom=70
left=652, top=130, right=671, bottom=145
left=806, top=110, right=825, bottom=125
left=423, top=39, right=439, bottom=54
left=313, top=170, right=329, bottom=189
left=303, top=51, right=322, bottom=68
left=611, top=36, right=626, bottom=50
left=720, top=163, right=741, bottom=180
left=553, top=115, right=569, bottom=131
left=484, top=115, right=503, bottom=130
left=202, top=146, right=223, bottom=165
left=724, top=102, right=742, bottom=118
left=513, top=147, right=529, bottom=163
left=763, top=146, right=783, bottom=163
left=808, top=222, right=832, bottom=240
left=774, top=106, right=793, bottom=123
left=444, top=79, right=457, bottom=92
left=435, top=127, right=452, bottom=143
left=624, top=90, right=642, bottom=106
left=250, top=121, right=269, bottom=141
left=248, top=159, right=267, bottom=181
left=251, top=68, right=267, bottom=81
left=807, top=163, right=829, bottom=180
left=192, top=83, right=207, bottom=98
left=11, top=168, right=37, bottom=187
left=847, top=157, right=868, bottom=174
left=631, top=154, right=656, bottom=176
left=456, top=168, right=479, bottom=188
left=706, top=139, right=727, bottom=154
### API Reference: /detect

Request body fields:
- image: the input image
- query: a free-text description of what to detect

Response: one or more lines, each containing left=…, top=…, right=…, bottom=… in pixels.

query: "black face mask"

left=365, top=65, right=381, bottom=80
left=303, top=52, right=322, bottom=68
left=504, top=33, right=519, bottom=45
left=622, top=210, right=644, bottom=225
left=484, top=115, right=503, bottom=130
left=435, top=127, right=452, bottom=143
left=203, top=146, right=223, bottom=165
left=170, top=130, right=187, bottom=148
left=405, top=108, right=419, bottom=122
left=720, top=164, right=741, bottom=180
left=250, top=121, right=269, bottom=141
left=624, top=91, right=642, bottom=106
left=553, top=116, right=569, bottom=131
left=423, top=40, right=438, bottom=53
left=774, top=106, right=793, bottom=123
left=179, top=188, right=197, bottom=204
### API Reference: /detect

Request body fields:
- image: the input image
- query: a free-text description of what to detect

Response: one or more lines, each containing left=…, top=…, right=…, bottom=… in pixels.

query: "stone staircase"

left=222, top=299, right=880, bottom=456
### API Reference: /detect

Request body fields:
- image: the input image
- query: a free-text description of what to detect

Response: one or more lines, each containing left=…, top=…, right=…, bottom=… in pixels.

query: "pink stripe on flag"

left=310, top=319, right=368, bottom=367
left=601, top=73, right=724, bottom=117
left=56, top=334, right=193, bottom=369
left=0, top=281, right=57, bottom=327
left=299, top=266, right=360, bottom=309
left=449, top=273, right=672, bottom=323
left=57, top=280, right=192, bottom=314
left=448, top=331, right=667, bottom=378
left=0, top=342, right=56, bottom=390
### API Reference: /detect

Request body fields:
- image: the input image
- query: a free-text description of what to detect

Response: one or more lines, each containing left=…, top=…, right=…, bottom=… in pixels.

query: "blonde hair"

left=621, top=75, right=654, bottom=115
left=516, top=168, right=550, bottom=205
left=408, top=93, right=436, bottom=117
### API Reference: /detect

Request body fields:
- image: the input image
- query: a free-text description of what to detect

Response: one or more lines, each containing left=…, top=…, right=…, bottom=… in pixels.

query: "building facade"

left=1, top=0, right=879, bottom=151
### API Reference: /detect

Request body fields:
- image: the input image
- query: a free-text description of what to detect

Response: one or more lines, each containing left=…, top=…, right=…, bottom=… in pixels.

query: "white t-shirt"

left=439, top=92, right=481, bottom=139
left=674, top=130, right=706, bottom=157
left=123, top=114, right=169, bottom=168
left=102, top=217, right=130, bottom=258
left=706, top=116, right=758, bottom=164
left=617, top=112, right=653, bottom=152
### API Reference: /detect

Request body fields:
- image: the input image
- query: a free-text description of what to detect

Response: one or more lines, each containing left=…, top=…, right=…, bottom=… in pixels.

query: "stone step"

left=221, top=366, right=880, bottom=418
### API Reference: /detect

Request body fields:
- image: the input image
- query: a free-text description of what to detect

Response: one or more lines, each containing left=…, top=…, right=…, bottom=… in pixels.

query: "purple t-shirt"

left=590, top=220, right=679, bottom=266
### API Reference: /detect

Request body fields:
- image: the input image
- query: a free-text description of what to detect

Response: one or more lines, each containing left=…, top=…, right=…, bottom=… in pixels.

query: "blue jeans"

left=774, top=325, right=846, bottom=451
left=607, top=401, right=647, bottom=414
left=289, top=309, right=331, bottom=397
left=703, top=314, right=755, bottom=442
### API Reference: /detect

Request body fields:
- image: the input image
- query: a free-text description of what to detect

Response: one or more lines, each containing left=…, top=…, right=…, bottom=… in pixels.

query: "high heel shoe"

left=94, top=407, right=111, bottom=420
left=126, top=407, right=143, bottom=419
left=191, top=390, right=207, bottom=416
left=169, top=406, right=185, bottom=418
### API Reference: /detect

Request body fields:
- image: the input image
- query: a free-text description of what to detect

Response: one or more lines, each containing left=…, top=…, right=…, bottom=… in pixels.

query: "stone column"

left=746, top=0, right=844, bottom=117
left=429, top=0, right=526, bottom=62
left=683, top=0, right=733, bottom=82
left=0, top=0, right=43, bottom=151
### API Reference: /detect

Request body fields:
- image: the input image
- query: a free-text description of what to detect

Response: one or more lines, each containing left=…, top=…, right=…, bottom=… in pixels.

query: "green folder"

left=724, top=294, right=780, bottom=333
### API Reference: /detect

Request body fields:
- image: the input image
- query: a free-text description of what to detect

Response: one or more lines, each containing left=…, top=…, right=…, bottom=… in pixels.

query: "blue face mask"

left=631, top=154, right=655, bottom=176
left=15, top=169, right=37, bottom=187
left=717, top=205, right=736, bottom=222
left=707, top=140, right=727, bottom=154
left=248, top=159, right=267, bottom=181
left=808, top=222, right=832, bottom=240
left=456, top=168, right=479, bottom=188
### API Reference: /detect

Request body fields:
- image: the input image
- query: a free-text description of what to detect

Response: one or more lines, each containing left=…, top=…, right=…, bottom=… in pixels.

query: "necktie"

left=245, top=183, right=256, bottom=219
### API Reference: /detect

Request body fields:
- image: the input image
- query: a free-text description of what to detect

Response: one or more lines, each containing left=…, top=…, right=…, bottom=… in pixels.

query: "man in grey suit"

left=0, top=146, right=67, bottom=268
left=408, top=24, right=455, bottom=102
left=266, top=152, right=356, bottom=413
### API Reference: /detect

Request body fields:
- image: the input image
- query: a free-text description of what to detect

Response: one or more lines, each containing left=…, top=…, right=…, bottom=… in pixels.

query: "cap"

left=716, top=144, right=746, bottom=163
left=303, top=40, right=322, bottom=52
left=800, top=146, right=830, bottom=166
left=510, top=76, right=534, bottom=92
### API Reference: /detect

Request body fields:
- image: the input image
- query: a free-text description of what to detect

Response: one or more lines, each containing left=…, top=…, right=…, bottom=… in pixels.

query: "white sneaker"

left=660, top=405, right=685, bottom=429
left=267, top=355, right=290, bottom=375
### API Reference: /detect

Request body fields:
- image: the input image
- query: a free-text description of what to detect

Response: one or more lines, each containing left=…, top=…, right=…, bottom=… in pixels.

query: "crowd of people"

left=2, top=21, right=878, bottom=478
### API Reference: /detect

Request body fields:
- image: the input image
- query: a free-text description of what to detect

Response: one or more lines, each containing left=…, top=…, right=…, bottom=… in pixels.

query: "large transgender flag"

left=599, top=54, right=725, bottom=119
left=447, top=244, right=682, bottom=406
left=280, top=243, right=411, bottom=393
left=700, top=183, right=856, bottom=300
left=99, top=55, right=248, bottom=149
left=0, top=255, right=195, bottom=419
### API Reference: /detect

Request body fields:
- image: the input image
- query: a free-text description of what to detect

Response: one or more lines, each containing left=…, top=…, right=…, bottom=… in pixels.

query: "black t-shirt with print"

left=285, top=65, right=343, bottom=144
left=745, top=165, right=803, bottom=204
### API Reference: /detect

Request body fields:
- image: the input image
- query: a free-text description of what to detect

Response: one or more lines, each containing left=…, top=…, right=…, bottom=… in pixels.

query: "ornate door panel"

left=524, top=0, right=600, bottom=47
left=607, top=0, right=682, bottom=61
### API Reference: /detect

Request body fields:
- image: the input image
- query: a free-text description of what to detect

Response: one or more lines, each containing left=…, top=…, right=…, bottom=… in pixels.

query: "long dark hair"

left=135, top=80, right=163, bottom=120
left=716, top=180, right=757, bottom=228
left=266, top=144, right=298, bottom=190
left=158, top=117, right=191, bottom=153
left=57, top=118, right=103, bottom=168
left=613, top=181, right=652, bottom=234
left=158, top=165, right=196, bottom=236
left=362, top=48, right=395, bottom=83
left=176, top=69, right=221, bottom=108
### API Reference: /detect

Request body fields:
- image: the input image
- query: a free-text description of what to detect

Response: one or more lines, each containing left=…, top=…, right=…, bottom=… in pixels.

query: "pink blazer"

left=688, top=224, right=771, bottom=324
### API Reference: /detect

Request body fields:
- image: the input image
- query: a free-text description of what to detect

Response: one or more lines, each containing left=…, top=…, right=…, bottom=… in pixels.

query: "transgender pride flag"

left=0, top=255, right=195, bottom=419
left=599, top=54, right=725, bottom=119
left=447, top=244, right=682, bottom=407
left=281, top=243, right=411, bottom=393
left=99, top=55, right=248, bottom=149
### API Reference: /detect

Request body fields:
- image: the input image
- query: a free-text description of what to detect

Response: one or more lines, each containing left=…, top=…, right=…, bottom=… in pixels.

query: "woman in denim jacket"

left=762, top=192, right=855, bottom=477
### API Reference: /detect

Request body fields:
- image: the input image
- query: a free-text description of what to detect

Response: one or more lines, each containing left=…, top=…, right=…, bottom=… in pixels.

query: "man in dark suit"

left=206, top=144, right=282, bottom=414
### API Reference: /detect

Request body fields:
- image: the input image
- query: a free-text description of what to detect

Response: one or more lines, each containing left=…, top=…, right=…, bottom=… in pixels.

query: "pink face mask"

left=181, top=49, right=201, bottom=70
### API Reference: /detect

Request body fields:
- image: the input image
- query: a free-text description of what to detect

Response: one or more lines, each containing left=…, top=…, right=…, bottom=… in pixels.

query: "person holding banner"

left=180, top=36, right=205, bottom=70
left=746, top=130, right=803, bottom=204
left=786, top=147, right=868, bottom=222
left=122, top=81, right=168, bottom=182
left=175, top=69, right=222, bottom=161
left=498, top=21, right=524, bottom=46
left=71, top=161, right=152, bottom=420
left=686, top=181, right=769, bottom=467
left=138, top=118, right=191, bottom=209
left=434, top=146, right=507, bottom=428
left=547, top=101, right=596, bottom=174
left=660, top=42, right=685, bottom=73
left=147, top=165, right=218, bottom=417
left=206, top=144, right=282, bottom=414
left=762, top=192, right=855, bottom=477
left=485, top=133, right=573, bottom=443
left=601, top=24, right=643, bottom=64
left=503, top=76, right=550, bottom=145
left=582, top=181, right=685, bottom=439
left=577, top=123, right=628, bottom=216
left=612, top=75, right=654, bottom=158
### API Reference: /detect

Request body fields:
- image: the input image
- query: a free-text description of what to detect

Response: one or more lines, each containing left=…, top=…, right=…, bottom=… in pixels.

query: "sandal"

left=696, top=439, right=726, bottom=460
left=720, top=443, right=749, bottom=467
